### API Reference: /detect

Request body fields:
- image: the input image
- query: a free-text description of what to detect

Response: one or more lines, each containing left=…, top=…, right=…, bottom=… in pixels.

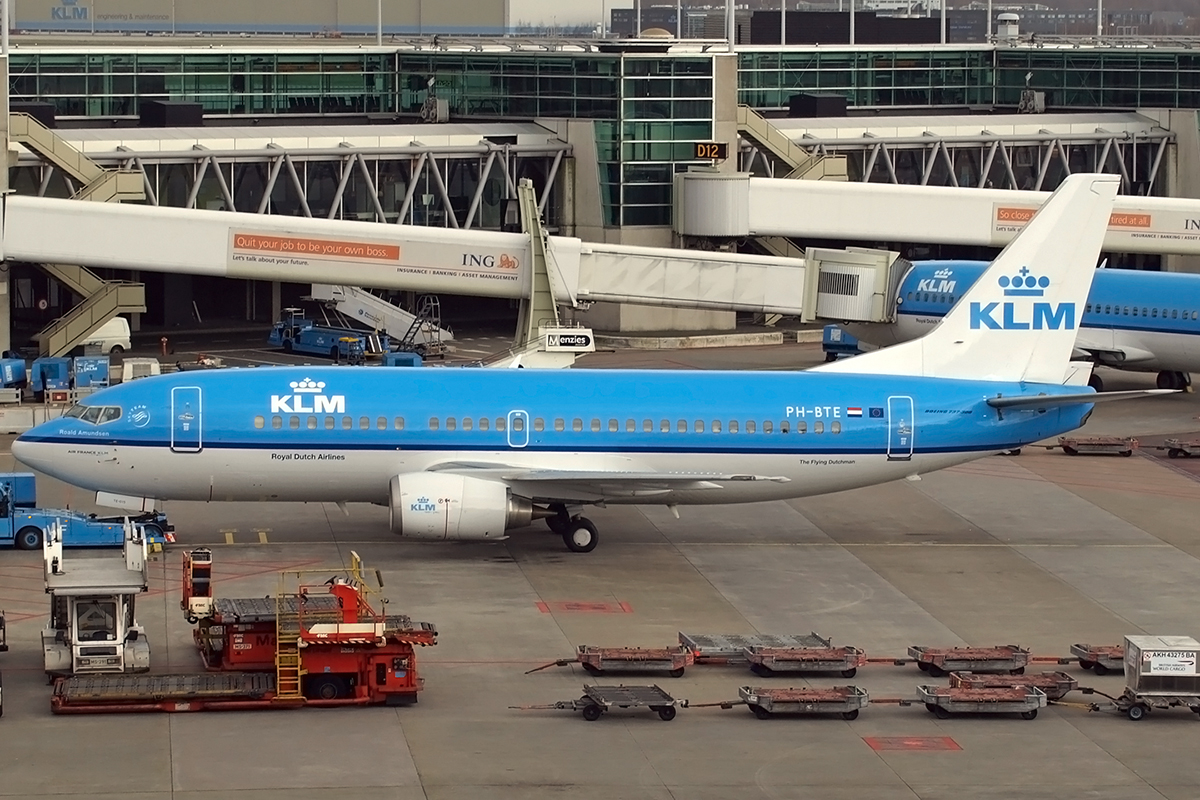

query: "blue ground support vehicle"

left=0, top=473, right=173, bottom=550
left=268, top=309, right=389, bottom=362
left=822, top=325, right=864, bottom=362
left=30, top=357, right=71, bottom=401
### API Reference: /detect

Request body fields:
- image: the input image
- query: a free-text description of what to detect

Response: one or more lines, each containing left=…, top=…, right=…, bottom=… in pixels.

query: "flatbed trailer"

left=1070, top=643, right=1124, bottom=675
left=745, top=644, right=867, bottom=678
left=909, top=645, right=1030, bottom=677
left=739, top=685, right=869, bottom=720
left=1058, top=436, right=1137, bottom=456
left=679, top=632, right=832, bottom=663
left=918, top=685, right=1046, bottom=719
left=1163, top=438, right=1200, bottom=459
left=576, top=646, right=693, bottom=677
left=949, top=671, right=1078, bottom=700
left=513, top=684, right=686, bottom=722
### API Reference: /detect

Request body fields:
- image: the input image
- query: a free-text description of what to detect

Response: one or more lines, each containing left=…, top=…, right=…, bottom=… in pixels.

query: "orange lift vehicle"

left=51, top=549, right=437, bottom=714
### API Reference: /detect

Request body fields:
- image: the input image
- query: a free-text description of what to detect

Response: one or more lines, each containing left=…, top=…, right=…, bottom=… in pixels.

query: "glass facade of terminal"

left=7, top=45, right=1200, bottom=227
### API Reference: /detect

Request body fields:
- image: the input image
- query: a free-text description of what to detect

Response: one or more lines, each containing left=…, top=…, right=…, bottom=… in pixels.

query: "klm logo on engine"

left=916, top=268, right=956, bottom=294
left=410, top=496, right=438, bottom=513
left=270, top=378, right=346, bottom=414
left=969, top=268, right=1075, bottom=331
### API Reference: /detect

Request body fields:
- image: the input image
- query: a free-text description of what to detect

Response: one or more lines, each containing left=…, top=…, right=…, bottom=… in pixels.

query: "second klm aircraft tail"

left=815, top=173, right=1120, bottom=384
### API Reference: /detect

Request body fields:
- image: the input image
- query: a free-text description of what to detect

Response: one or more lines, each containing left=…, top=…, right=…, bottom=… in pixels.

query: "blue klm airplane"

left=12, top=175, right=1170, bottom=553
left=850, top=260, right=1200, bottom=392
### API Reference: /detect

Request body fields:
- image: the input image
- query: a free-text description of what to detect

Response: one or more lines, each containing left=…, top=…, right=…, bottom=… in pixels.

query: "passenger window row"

left=905, top=292, right=956, bottom=305
left=251, top=415, right=847, bottom=435
left=1086, top=304, right=1200, bottom=321
left=255, top=415, right=405, bottom=431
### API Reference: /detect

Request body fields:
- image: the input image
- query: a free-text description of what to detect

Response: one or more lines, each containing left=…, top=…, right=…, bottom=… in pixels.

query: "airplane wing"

left=426, top=461, right=790, bottom=498
left=986, top=389, right=1176, bottom=410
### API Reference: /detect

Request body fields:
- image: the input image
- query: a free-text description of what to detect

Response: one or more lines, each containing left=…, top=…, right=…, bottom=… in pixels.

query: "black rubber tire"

left=1127, top=704, right=1147, bottom=721
left=1169, top=449, right=1183, bottom=459
left=841, top=668, right=857, bottom=679
left=563, top=518, right=598, bottom=553
left=751, top=705, right=771, bottom=720
left=668, top=667, right=685, bottom=678
left=750, top=663, right=774, bottom=677
left=142, top=523, right=164, bottom=541
left=1021, top=709, right=1038, bottom=720
left=1063, top=446, right=1079, bottom=456
left=581, top=663, right=602, bottom=676
left=1088, top=374, right=1104, bottom=392
left=582, top=703, right=603, bottom=722
left=841, top=709, right=860, bottom=721
left=1121, top=450, right=1133, bottom=457
left=934, top=706, right=951, bottom=719
left=924, top=703, right=938, bottom=714
left=109, top=345, right=125, bottom=355
left=330, top=346, right=340, bottom=361
left=927, top=665, right=945, bottom=678
left=1093, top=664, right=1109, bottom=676
left=824, top=352, right=838, bottom=363
left=657, top=706, right=677, bottom=721
left=282, top=340, right=293, bottom=353
left=15, top=526, right=42, bottom=550
left=1078, top=660, right=1096, bottom=671
left=1011, top=667, right=1026, bottom=676
left=546, top=512, right=571, bottom=535
left=917, top=662, right=930, bottom=672
left=306, top=675, right=346, bottom=701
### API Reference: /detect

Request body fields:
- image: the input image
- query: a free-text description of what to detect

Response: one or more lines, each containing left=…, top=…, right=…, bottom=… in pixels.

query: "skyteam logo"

left=916, top=267, right=956, bottom=294
left=410, top=496, right=438, bottom=513
left=270, top=378, right=346, bottom=414
left=969, top=267, right=1075, bottom=331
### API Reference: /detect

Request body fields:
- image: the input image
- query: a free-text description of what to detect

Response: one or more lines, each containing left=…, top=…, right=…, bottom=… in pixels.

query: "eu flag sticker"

left=869, top=407, right=885, bottom=418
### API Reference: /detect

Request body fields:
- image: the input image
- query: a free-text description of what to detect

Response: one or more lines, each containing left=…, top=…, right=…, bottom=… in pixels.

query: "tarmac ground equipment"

left=512, top=684, right=686, bottom=722
left=1100, top=635, right=1200, bottom=721
left=527, top=645, right=694, bottom=677
left=1070, top=643, right=1124, bottom=675
left=741, top=632, right=867, bottom=678
left=0, top=610, right=6, bottom=653
left=908, top=645, right=1030, bottom=677
left=917, top=684, right=1047, bottom=720
left=739, top=685, right=869, bottom=720
left=1058, top=436, right=1137, bottom=456
left=1164, top=438, right=1200, bottom=458
left=679, top=632, right=834, bottom=664
left=949, top=671, right=1078, bottom=700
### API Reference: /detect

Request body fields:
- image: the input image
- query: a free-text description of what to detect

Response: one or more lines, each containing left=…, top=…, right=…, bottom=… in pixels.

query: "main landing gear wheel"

left=546, top=510, right=572, bottom=536
left=563, top=518, right=598, bottom=553
left=1088, top=374, right=1104, bottom=392
left=1157, top=371, right=1190, bottom=390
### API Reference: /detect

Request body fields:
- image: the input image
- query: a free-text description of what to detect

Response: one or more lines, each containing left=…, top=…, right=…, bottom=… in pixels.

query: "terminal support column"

left=0, top=55, right=10, bottom=354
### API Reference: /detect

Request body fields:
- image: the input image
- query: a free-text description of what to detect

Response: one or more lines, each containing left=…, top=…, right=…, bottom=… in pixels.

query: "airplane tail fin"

left=813, top=174, right=1119, bottom=384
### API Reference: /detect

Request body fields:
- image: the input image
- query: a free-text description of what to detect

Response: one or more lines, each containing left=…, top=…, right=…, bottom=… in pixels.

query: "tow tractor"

left=0, top=472, right=172, bottom=550
left=50, top=549, right=438, bottom=713
left=268, top=308, right=389, bottom=361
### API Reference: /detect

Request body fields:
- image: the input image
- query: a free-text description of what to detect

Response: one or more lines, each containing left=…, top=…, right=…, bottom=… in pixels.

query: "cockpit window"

left=64, top=405, right=122, bottom=424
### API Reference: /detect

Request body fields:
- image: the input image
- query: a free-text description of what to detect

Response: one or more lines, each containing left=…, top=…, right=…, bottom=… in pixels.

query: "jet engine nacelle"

left=388, top=473, right=535, bottom=541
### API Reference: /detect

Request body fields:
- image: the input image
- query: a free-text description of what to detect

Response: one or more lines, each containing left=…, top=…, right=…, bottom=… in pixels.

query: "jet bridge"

left=675, top=173, right=1200, bottom=257
left=2, top=190, right=810, bottom=319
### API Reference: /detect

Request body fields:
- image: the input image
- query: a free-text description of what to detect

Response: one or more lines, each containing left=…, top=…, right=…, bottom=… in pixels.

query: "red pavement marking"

left=863, top=737, right=962, bottom=752
left=536, top=601, right=634, bottom=614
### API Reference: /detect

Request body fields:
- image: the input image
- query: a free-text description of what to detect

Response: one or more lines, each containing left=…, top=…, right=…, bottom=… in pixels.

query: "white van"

left=83, top=317, right=132, bottom=355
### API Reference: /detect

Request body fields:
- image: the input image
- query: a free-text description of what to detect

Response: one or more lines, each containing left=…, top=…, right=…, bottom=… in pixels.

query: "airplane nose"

left=12, top=435, right=50, bottom=472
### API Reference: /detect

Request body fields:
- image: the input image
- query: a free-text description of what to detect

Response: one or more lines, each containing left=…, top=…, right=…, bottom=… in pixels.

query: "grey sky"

left=511, top=0, right=633, bottom=26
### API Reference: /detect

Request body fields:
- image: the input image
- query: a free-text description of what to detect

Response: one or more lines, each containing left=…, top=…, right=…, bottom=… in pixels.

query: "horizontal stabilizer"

left=986, top=389, right=1177, bottom=410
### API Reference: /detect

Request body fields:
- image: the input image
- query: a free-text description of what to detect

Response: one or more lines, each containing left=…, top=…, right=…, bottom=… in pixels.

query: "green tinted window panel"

left=37, top=55, right=87, bottom=73
left=135, top=54, right=184, bottom=73
left=622, top=205, right=672, bottom=226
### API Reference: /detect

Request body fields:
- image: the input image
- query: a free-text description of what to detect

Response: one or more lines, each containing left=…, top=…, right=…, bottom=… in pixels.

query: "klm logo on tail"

left=969, top=268, right=1076, bottom=331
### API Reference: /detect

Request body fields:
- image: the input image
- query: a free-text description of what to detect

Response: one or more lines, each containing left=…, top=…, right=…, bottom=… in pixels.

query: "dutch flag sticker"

left=847, top=407, right=863, bottom=417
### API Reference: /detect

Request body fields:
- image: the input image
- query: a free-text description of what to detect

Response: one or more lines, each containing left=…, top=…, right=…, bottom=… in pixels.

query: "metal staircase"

left=309, top=284, right=454, bottom=345
left=273, top=589, right=304, bottom=702
left=9, top=113, right=147, bottom=356
left=736, top=105, right=848, bottom=181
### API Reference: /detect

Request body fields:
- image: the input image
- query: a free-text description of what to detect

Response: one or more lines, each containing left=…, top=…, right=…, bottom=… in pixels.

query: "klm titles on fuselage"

left=269, top=378, right=346, bottom=415
left=969, top=270, right=1076, bottom=331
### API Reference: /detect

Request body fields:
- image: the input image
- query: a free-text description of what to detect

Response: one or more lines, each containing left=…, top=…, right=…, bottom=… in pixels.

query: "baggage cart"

left=918, top=684, right=1046, bottom=720
left=1058, top=436, right=1137, bottom=456
left=739, top=685, right=869, bottom=720
left=679, top=632, right=832, bottom=663
left=1109, top=635, right=1200, bottom=721
left=512, top=684, right=686, bottom=722
left=1164, top=438, right=1200, bottom=459
left=1069, top=643, right=1124, bottom=675
left=577, top=645, right=694, bottom=678
left=745, top=643, right=867, bottom=678
left=908, top=645, right=1029, bottom=677
left=949, top=671, right=1078, bottom=700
